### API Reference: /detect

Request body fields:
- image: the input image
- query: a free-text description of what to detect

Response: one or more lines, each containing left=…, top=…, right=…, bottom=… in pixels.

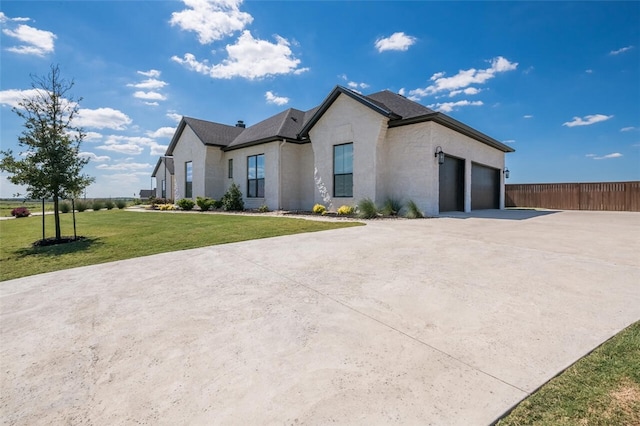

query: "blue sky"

left=1, top=1, right=638, bottom=198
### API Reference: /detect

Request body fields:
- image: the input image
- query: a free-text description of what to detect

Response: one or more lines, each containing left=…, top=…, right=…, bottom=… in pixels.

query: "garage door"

left=471, top=163, right=500, bottom=210
left=439, top=156, right=465, bottom=212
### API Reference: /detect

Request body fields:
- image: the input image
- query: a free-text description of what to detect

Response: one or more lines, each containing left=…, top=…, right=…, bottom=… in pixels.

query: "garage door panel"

left=471, top=163, right=499, bottom=210
left=439, top=156, right=465, bottom=212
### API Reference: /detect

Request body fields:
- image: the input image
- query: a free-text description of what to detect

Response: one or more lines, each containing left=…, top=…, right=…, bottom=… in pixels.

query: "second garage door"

left=471, top=163, right=500, bottom=210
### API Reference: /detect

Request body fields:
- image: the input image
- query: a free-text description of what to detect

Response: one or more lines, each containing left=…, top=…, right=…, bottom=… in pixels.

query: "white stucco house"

left=154, top=86, right=514, bottom=216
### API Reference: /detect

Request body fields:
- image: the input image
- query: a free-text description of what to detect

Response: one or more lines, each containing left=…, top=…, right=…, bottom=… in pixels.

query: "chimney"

left=236, top=120, right=246, bottom=128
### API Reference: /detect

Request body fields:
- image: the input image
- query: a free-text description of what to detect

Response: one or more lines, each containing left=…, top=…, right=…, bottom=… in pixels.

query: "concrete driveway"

left=1, top=210, right=639, bottom=425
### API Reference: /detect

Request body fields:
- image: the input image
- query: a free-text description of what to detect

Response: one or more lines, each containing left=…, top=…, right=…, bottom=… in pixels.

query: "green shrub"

left=312, top=204, right=326, bottom=215
left=257, top=204, right=269, bottom=213
left=176, top=198, right=195, bottom=211
left=381, top=198, right=403, bottom=216
left=213, top=199, right=223, bottom=209
left=357, top=198, right=379, bottom=219
left=405, top=200, right=424, bottom=219
left=115, top=199, right=127, bottom=209
left=59, top=201, right=71, bottom=213
left=337, top=205, right=355, bottom=215
left=104, top=199, right=115, bottom=210
left=196, top=196, right=215, bottom=211
left=221, top=183, right=244, bottom=211
left=75, top=200, right=88, bottom=212
left=91, top=199, right=104, bottom=211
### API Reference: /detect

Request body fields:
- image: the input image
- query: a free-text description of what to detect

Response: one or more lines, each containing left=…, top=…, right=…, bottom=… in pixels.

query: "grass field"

left=498, top=321, right=640, bottom=426
left=0, top=210, right=362, bottom=281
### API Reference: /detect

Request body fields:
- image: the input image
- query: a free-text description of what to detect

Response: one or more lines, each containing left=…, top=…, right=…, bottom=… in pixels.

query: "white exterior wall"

left=308, top=94, right=388, bottom=211
left=384, top=121, right=506, bottom=216
left=280, top=143, right=314, bottom=210
left=382, top=122, right=437, bottom=215
left=224, top=142, right=280, bottom=210
left=172, top=126, right=208, bottom=200
left=204, top=147, right=225, bottom=199
left=154, top=159, right=175, bottom=200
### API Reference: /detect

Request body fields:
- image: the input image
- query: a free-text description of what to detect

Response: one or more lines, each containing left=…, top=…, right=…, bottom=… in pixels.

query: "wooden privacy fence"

left=505, top=181, right=640, bottom=211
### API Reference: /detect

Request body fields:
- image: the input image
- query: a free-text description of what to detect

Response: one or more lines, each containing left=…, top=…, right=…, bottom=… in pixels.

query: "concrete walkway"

left=1, top=210, right=639, bottom=425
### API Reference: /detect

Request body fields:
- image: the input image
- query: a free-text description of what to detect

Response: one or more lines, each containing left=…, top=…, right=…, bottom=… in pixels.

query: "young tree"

left=0, top=65, right=94, bottom=241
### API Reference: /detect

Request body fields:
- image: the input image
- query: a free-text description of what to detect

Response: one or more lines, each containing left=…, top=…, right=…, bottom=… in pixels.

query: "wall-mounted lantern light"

left=435, top=146, right=445, bottom=165
left=504, top=168, right=510, bottom=179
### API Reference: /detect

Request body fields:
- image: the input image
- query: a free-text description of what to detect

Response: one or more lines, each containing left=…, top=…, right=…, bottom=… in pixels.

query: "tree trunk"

left=53, top=196, right=61, bottom=241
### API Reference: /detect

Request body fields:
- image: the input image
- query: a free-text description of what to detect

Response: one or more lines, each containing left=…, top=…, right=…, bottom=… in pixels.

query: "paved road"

left=1, top=210, right=639, bottom=425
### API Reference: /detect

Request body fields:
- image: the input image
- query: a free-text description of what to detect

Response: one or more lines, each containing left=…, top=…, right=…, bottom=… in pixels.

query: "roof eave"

left=165, top=119, right=187, bottom=156
left=222, top=136, right=300, bottom=152
left=388, top=113, right=515, bottom=153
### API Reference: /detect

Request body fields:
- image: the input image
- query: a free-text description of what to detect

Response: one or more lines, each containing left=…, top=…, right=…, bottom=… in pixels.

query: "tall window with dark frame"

left=247, top=154, right=264, bottom=198
left=185, top=161, right=193, bottom=198
left=228, top=158, right=233, bottom=179
left=333, top=143, right=353, bottom=197
left=161, top=179, right=166, bottom=199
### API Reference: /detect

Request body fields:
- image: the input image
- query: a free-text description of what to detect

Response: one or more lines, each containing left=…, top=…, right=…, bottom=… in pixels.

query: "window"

left=333, top=143, right=353, bottom=197
left=185, top=161, right=193, bottom=198
left=228, top=158, right=233, bottom=179
left=247, top=154, right=265, bottom=198
left=161, top=179, right=166, bottom=199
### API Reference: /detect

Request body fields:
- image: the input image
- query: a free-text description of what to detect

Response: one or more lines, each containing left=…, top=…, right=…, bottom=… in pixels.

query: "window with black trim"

left=185, top=161, right=193, bottom=198
left=228, top=158, right=233, bottom=178
left=247, top=154, right=264, bottom=198
left=161, top=179, right=166, bottom=199
left=333, top=143, right=353, bottom=197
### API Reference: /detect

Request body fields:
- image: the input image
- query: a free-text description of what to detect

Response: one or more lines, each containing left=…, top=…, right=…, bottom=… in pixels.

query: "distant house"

left=153, top=86, right=514, bottom=215
left=139, top=189, right=155, bottom=199
left=151, top=156, right=175, bottom=200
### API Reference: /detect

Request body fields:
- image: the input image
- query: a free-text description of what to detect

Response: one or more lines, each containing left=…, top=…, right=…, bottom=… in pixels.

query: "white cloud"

left=0, top=88, right=42, bottom=108
left=2, top=23, right=56, bottom=56
left=172, top=30, right=306, bottom=79
left=137, top=69, right=161, bottom=78
left=0, top=13, right=30, bottom=24
left=147, top=127, right=177, bottom=138
left=585, top=69, right=593, bottom=74
left=128, top=78, right=167, bottom=90
left=409, top=56, right=518, bottom=100
left=76, top=108, right=132, bottom=130
left=448, top=87, right=481, bottom=97
left=375, top=32, right=417, bottom=52
left=398, top=88, right=406, bottom=96
left=620, top=126, right=636, bottom=132
left=609, top=46, right=634, bottom=55
left=96, top=135, right=166, bottom=156
left=265, top=91, right=289, bottom=106
left=145, top=102, right=159, bottom=107
left=523, top=114, right=534, bottom=119
left=503, top=139, right=516, bottom=143
left=96, top=162, right=153, bottom=171
left=170, top=0, right=253, bottom=44
left=427, top=100, right=484, bottom=113
left=347, top=81, right=370, bottom=90
left=78, top=152, right=110, bottom=162
left=166, top=112, right=182, bottom=122
left=587, top=152, right=623, bottom=160
left=84, top=132, right=103, bottom=141
left=562, top=114, right=613, bottom=127
left=133, top=91, right=167, bottom=101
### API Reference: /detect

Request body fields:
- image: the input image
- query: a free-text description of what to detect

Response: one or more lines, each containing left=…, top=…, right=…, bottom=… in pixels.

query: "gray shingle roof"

left=365, top=90, right=436, bottom=119
left=183, top=117, right=245, bottom=147
left=225, top=108, right=307, bottom=150
left=151, top=156, right=175, bottom=177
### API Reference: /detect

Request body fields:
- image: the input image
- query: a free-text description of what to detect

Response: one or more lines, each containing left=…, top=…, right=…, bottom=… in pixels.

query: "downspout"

left=163, top=157, right=167, bottom=199
left=278, top=139, right=286, bottom=210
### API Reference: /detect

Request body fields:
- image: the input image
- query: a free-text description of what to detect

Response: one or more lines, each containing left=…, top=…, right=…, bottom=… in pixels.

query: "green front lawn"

left=0, top=210, right=362, bottom=281
left=498, top=321, right=640, bottom=425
